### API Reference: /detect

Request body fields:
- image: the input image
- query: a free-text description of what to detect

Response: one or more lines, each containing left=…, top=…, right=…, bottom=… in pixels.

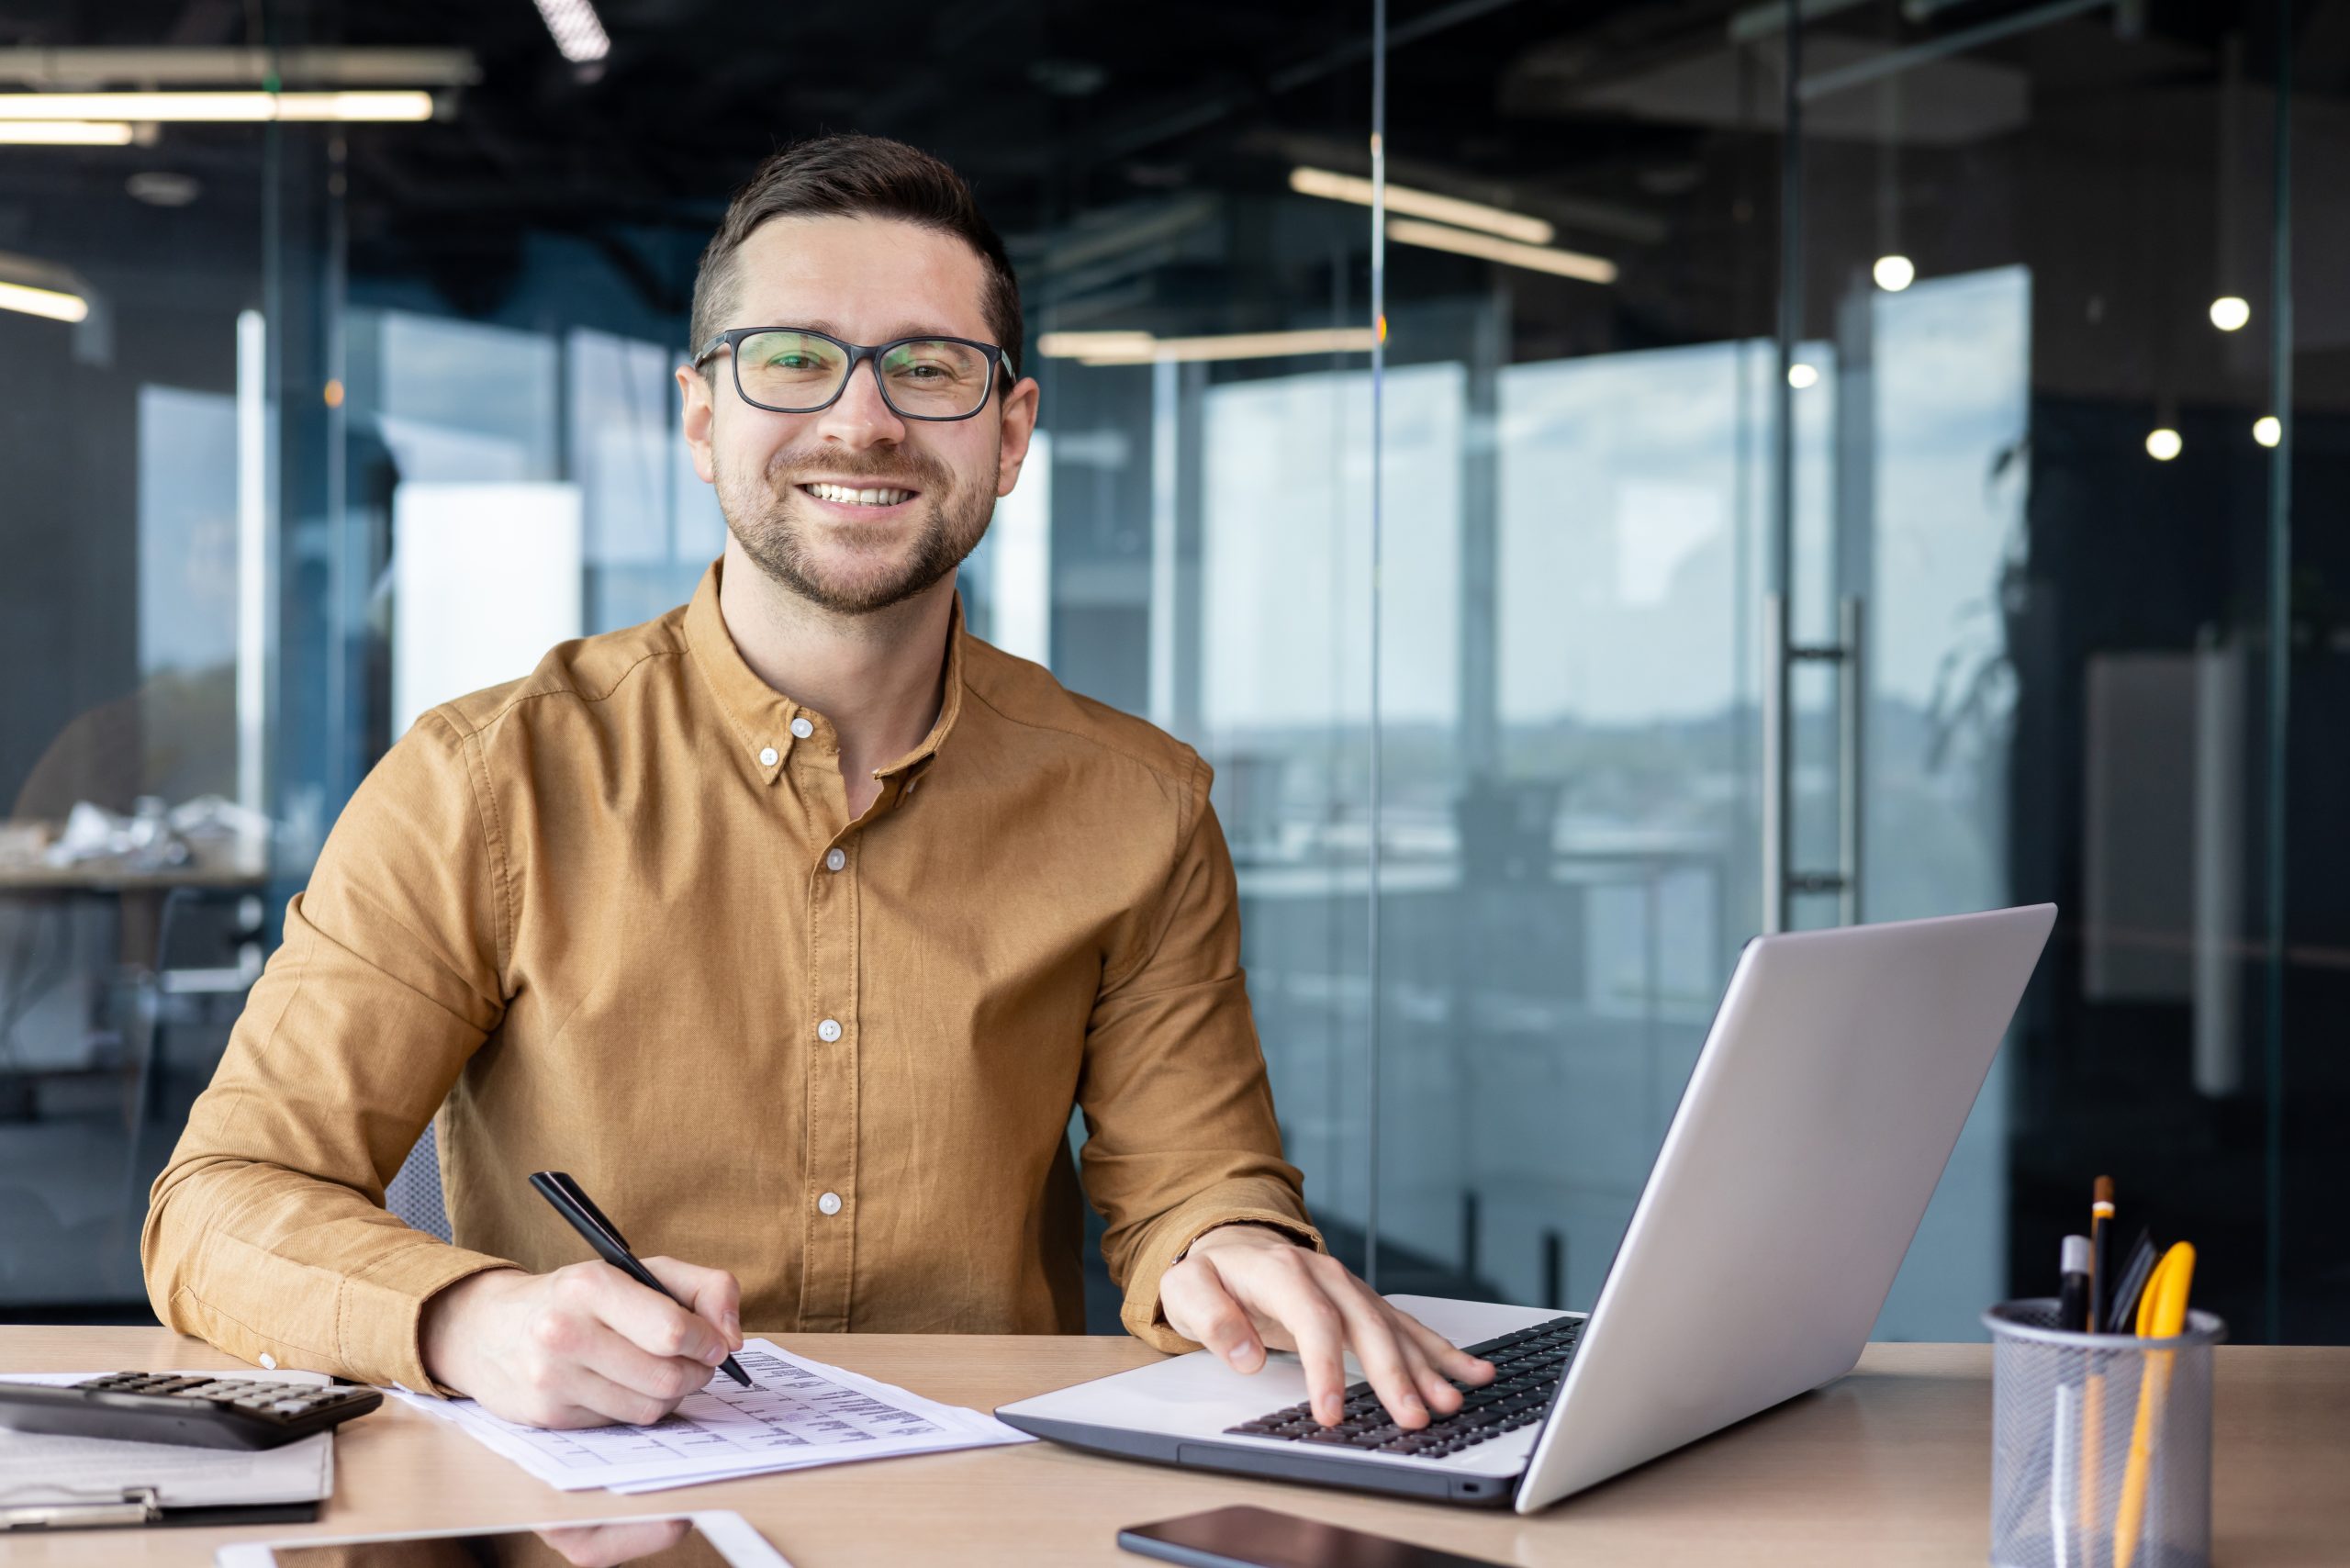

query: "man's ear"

left=995, top=375, right=1041, bottom=498
left=677, top=364, right=718, bottom=485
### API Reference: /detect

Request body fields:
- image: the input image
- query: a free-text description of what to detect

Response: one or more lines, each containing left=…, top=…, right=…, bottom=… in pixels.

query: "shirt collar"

left=681, top=558, right=968, bottom=786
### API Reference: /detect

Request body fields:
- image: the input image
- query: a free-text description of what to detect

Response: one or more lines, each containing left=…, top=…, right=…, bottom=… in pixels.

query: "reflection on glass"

left=1193, top=363, right=1461, bottom=1242
left=1863, top=265, right=2029, bottom=1338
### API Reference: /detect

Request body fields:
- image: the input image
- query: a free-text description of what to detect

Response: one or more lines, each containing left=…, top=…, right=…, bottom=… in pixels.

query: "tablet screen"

left=266, top=1517, right=733, bottom=1566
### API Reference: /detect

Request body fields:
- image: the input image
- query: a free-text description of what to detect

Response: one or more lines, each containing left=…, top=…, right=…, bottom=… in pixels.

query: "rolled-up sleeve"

left=1076, top=756, right=1324, bottom=1352
left=141, top=711, right=520, bottom=1392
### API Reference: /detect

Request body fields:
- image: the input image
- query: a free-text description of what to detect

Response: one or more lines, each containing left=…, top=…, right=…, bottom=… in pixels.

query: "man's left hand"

left=1157, top=1224, right=1494, bottom=1429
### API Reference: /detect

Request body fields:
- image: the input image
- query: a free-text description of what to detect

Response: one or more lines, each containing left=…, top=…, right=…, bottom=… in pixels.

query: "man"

left=144, top=134, right=1489, bottom=1435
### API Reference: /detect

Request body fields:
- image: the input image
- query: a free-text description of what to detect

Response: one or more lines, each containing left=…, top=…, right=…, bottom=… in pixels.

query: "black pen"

left=530, top=1170, right=754, bottom=1388
left=2057, top=1234, right=2092, bottom=1332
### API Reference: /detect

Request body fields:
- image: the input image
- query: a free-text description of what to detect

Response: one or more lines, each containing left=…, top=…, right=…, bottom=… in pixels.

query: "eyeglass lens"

left=734, top=331, right=991, bottom=417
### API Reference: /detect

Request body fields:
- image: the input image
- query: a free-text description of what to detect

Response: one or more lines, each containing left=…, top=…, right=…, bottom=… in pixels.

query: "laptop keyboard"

left=1223, top=1314, right=1582, bottom=1459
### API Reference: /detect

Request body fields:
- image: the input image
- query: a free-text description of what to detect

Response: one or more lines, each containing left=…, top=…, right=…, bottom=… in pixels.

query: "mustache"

left=764, top=444, right=948, bottom=491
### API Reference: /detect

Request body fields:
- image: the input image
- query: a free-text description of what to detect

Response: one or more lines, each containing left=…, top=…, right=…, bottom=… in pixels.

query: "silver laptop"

left=999, top=903, right=2056, bottom=1512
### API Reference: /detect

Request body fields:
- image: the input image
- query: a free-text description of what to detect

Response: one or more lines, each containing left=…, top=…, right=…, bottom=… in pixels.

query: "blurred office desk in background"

left=0, top=840, right=270, bottom=1302
left=6, top=1327, right=2346, bottom=1566
left=0, top=834, right=268, bottom=969
left=0, top=834, right=265, bottom=1137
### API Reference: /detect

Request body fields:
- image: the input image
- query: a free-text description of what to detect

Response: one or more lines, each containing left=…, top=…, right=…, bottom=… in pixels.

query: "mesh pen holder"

left=1985, top=1298, right=2225, bottom=1568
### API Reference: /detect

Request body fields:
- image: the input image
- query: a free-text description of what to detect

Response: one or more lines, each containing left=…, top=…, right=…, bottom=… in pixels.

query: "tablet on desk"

left=214, top=1509, right=789, bottom=1567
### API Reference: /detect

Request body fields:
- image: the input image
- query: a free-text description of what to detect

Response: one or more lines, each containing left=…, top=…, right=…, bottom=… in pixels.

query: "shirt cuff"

left=342, top=1244, right=520, bottom=1395
left=1118, top=1202, right=1326, bottom=1354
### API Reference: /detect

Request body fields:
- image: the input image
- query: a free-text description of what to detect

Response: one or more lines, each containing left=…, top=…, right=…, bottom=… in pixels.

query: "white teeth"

left=806, top=482, right=912, bottom=507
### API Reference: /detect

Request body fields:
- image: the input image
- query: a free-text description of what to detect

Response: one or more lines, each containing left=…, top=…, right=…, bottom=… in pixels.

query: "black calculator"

left=0, top=1372, right=382, bottom=1450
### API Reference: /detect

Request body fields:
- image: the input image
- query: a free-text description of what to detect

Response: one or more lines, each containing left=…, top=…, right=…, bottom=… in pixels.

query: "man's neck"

left=715, top=535, right=954, bottom=813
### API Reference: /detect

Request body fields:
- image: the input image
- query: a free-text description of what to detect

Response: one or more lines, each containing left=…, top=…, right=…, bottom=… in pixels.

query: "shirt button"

left=825, top=847, right=846, bottom=872
left=817, top=1192, right=843, bottom=1216
left=790, top=716, right=813, bottom=739
left=817, top=1017, right=843, bottom=1043
left=757, top=746, right=778, bottom=767
left=258, top=1353, right=277, bottom=1371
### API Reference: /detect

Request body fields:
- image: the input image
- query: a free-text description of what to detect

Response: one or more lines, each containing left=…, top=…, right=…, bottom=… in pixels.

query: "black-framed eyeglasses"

left=693, top=327, right=1013, bottom=421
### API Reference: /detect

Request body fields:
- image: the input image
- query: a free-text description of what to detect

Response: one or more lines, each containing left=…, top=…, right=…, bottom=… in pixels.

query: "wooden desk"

left=5, top=1327, right=2344, bottom=1565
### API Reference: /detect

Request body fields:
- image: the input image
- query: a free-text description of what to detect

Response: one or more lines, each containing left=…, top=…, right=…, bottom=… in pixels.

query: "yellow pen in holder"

left=2111, top=1243, right=2196, bottom=1568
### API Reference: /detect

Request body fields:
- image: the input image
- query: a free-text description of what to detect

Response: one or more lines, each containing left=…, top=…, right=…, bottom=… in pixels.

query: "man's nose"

left=811, top=356, right=908, bottom=448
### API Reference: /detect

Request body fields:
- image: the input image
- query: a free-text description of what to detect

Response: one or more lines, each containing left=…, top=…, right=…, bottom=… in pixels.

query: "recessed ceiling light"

left=2145, top=428, right=2183, bottom=461
left=2208, top=296, right=2250, bottom=331
left=1873, top=254, right=1916, bottom=292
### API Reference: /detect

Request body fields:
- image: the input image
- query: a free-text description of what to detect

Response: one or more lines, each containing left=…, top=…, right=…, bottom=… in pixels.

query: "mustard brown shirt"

left=142, top=561, right=1318, bottom=1393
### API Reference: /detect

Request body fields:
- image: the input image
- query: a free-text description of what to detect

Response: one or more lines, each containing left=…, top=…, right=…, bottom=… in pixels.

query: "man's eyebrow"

left=737, top=318, right=984, bottom=342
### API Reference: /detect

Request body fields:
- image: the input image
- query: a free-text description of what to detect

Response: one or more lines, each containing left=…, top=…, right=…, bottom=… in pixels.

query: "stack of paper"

left=387, top=1339, right=1029, bottom=1494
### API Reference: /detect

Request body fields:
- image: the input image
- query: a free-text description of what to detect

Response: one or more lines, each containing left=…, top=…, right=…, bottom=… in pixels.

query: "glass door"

left=1783, top=0, right=2292, bottom=1338
left=1365, top=0, right=2317, bottom=1341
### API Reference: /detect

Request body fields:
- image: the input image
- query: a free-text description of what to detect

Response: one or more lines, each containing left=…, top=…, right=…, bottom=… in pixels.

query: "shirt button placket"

left=800, top=716, right=854, bottom=1327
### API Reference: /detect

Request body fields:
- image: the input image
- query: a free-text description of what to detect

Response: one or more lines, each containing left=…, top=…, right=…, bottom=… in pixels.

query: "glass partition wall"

left=0, top=1, right=2337, bottom=1342
left=1, top=108, right=271, bottom=1311
left=1369, top=0, right=2331, bottom=1341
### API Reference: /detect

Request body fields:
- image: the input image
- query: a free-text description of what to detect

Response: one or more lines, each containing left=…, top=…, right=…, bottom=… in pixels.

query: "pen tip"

left=2093, top=1174, right=2113, bottom=1203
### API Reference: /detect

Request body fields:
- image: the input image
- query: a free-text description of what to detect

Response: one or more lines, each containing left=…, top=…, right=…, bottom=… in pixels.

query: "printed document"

left=388, top=1339, right=1029, bottom=1493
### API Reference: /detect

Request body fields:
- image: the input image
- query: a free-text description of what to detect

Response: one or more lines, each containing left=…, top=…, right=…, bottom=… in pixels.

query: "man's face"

left=678, top=214, right=1038, bottom=616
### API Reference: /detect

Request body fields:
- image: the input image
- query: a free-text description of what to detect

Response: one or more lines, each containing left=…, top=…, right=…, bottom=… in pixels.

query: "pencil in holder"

left=1984, top=1298, right=2225, bottom=1568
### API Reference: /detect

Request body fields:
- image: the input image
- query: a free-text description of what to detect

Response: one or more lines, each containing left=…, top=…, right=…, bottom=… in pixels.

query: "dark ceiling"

left=2, top=0, right=2343, bottom=401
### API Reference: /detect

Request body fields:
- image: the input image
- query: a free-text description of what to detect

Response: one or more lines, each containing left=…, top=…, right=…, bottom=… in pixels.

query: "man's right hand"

left=420, top=1257, right=743, bottom=1428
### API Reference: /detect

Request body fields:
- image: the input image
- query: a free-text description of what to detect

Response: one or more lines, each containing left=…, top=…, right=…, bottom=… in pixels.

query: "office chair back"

left=386, top=1122, right=453, bottom=1242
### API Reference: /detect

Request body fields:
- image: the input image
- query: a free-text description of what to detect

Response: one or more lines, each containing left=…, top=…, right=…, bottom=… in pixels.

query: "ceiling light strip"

left=532, top=0, right=613, bottom=64
left=1039, top=328, right=1377, bottom=364
left=1291, top=165, right=1553, bottom=245
left=0, top=278, right=89, bottom=322
left=0, top=91, right=435, bottom=121
left=1036, top=330, right=1157, bottom=358
left=0, top=119, right=132, bottom=143
left=1385, top=217, right=1617, bottom=285
left=0, top=48, right=479, bottom=88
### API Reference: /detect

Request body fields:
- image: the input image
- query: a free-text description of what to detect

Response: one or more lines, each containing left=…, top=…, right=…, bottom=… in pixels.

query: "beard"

left=716, top=438, right=994, bottom=616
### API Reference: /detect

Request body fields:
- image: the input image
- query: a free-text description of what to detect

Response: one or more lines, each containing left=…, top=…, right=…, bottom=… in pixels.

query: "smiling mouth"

left=800, top=481, right=919, bottom=508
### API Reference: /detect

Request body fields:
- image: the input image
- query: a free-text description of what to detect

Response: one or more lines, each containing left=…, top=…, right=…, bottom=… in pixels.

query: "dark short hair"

left=690, top=133, right=1023, bottom=387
